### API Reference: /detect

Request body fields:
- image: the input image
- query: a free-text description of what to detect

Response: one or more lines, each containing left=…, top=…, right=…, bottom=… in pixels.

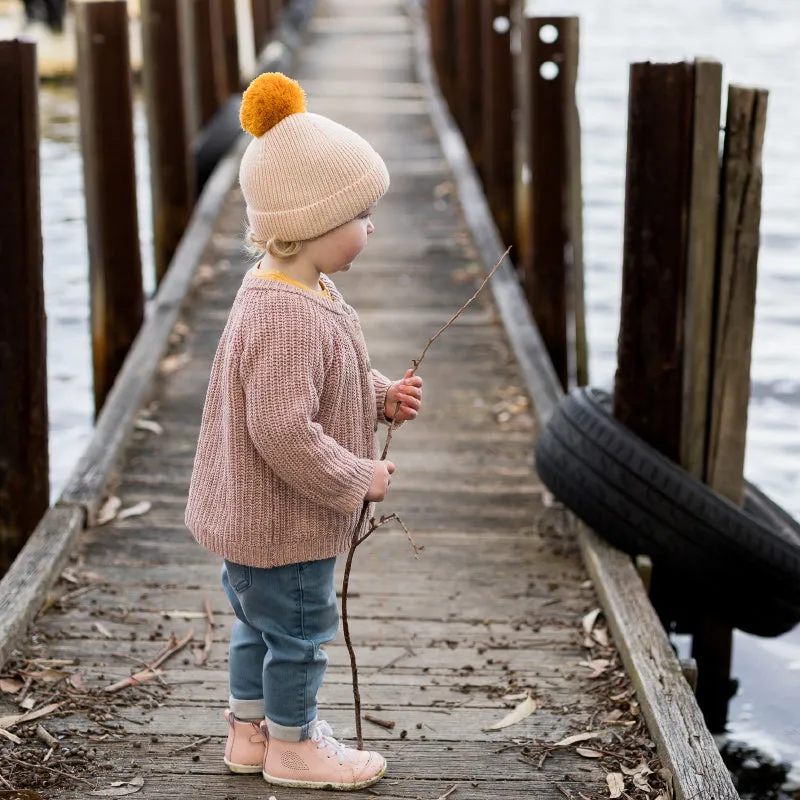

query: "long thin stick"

left=381, top=248, right=511, bottom=460
left=343, top=249, right=510, bottom=748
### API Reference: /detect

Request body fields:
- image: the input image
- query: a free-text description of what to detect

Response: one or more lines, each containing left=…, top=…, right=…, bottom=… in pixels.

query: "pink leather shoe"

left=262, top=720, right=386, bottom=790
left=223, top=709, right=267, bottom=773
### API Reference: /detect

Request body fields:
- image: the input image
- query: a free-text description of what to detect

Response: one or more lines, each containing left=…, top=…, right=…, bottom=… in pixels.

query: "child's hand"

left=364, top=460, right=395, bottom=502
left=385, top=369, right=423, bottom=422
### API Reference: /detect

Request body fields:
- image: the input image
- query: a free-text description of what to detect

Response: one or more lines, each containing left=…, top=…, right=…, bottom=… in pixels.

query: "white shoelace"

left=311, top=720, right=347, bottom=764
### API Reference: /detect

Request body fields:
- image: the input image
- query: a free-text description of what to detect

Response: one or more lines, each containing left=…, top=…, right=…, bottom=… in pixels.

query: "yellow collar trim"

left=253, top=266, right=333, bottom=300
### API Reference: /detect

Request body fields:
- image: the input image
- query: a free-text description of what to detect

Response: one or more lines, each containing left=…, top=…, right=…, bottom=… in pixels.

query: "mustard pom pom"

left=240, top=73, right=307, bottom=137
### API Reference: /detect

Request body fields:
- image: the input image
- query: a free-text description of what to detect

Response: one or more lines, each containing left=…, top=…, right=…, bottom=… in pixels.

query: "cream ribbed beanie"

left=238, top=73, right=390, bottom=243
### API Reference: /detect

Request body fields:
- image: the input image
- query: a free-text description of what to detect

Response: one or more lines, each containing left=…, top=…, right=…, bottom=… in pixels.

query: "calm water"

left=34, top=0, right=799, bottom=789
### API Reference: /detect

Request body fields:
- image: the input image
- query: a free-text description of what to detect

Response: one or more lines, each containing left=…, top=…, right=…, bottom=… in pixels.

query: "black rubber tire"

left=534, top=387, right=800, bottom=637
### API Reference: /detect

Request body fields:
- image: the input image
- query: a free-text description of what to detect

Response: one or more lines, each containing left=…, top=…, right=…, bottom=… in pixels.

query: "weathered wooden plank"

left=705, top=85, right=767, bottom=505
left=579, top=525, right=738, bottom=799
left=0, top=507, right=84, bottom=669
left=49, top=703, right=586, bottom=742
left=53, top=736, right=599, bottom=782
left=680, top=59, right=722, bottom=479
left=57, top=776, right=604, bottom=800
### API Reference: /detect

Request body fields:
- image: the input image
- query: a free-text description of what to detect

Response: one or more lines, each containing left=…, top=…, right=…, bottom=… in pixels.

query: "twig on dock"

left=436, top=785, right=459, bottom=800
left=342, top=248, right=511, bottom=749
left=104, top=629, right=193, bottom=692
left=363, top=713, right=395, bottom=730
left=170, top=735, right=212, bottom=754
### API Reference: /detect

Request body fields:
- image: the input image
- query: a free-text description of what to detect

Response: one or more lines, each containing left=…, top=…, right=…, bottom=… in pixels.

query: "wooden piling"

left=428, top=0, right=457, bottom=111
left=141, top=0, right=197, bottom=284
left=0, top=40, right=49, bottom=573
left=75, top=1, right=145, bottom=414
left=681, top=60, right=723, bottom=479
left=217, top=0, right=241, bottom=94
left=183, top=0, right=222, bottom=129
left=705, top=86, right=767, bottom=505
left=251, top=0, right=268, bottom=55
left=520, top=16, right=581, bottom=391
left=693, top=85, right=767, bottom=730
left=480, top=0, right=515, bottom=251
left=613, top=62, right=695, bottom=460
left=455, top=0, right=483, bottom=172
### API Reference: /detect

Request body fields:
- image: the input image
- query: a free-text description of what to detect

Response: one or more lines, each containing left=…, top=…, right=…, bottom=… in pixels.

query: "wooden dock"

left=0, top=0, right=739, bottom=798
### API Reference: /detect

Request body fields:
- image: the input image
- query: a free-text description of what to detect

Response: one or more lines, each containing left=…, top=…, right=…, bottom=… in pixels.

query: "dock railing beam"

left=0, top=39, right=49, bottom=575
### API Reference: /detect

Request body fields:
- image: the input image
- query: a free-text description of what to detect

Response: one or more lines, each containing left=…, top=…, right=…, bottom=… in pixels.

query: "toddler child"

left=185, top=72, right=423, bottom=790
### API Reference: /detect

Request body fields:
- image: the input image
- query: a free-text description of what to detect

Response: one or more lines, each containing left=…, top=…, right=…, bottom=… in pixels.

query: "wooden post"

left=251, top=0, right=268, bottom=56
left=428, top=0, right=448, bottom=90
left=705, top=86, right=767, bottom=505
left=455, top=0, right=483, bottom=172
left=681, top=60, right=723, bottom=480
left=613, top=62, right=695, bottom=461
left=0, top=40, right=49, bottom=574
left=75, top=1, right=145, bottom=414
left=480, top=0, right=515, bottom=252
left=520, top=16, right=580, bottom=391
left=217, top=0, right=241, bottom=94
left=141, top=0, right=197, bottom=284
left=429, top=0, right=458, bottom=112
left=562, top=23, right=587, bottom=388
left=183, top=0, right=222, bottom=129
left=693, top=85, right=767, bottom=731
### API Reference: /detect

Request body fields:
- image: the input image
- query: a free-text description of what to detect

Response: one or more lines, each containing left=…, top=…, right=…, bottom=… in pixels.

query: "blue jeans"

left=221, top=557, right=339, bottom=741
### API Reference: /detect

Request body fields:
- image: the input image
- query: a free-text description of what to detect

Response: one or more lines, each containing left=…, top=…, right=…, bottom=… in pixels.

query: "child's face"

left=305, top=207, right=375, bottom=275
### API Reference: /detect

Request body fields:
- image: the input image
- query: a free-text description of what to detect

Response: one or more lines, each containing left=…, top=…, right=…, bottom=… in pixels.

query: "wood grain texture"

left=705, top=85, right=768, bottom=506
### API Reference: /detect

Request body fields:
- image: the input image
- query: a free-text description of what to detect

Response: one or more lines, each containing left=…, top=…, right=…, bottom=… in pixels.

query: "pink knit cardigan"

left=185, top=271, right=391, bottom=568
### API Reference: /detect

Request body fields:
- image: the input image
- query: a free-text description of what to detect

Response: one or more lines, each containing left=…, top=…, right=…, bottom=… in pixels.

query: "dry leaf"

left=482, top=692, right=537, bottom=731
left=20, top=668, right=68, bottom=684
left=621, top=761, right=650, bottom=776
left=592, top=627, right=610, bottom=647
left=69, top=673, right=88, bottom=692
left=576, top=747, right=603, bottom=758
left=501, top=691, right=530, bottom=702
left=579, top=658, right=610, bottom=678
left=0, top=703, right=61, bottom=730
left=633, top=771, right=652, bottom=791
left=134, top=419, right=163, bottom=435
left=20, top=698, right=36, bottom=711
left=0, top=678, right=23, bottom=694
left=90, top=776, right=144, bottom=797
left=607, top=772, right=625, bottom=798
left=554, top=731, right=608, bottom=747
left=117, top=501, right=152, bottom=520
left=159, top=353, right=190, bottom=375
left=582, top=608, right=601, bottom=634
left=97, top=495, right=122, bottom=525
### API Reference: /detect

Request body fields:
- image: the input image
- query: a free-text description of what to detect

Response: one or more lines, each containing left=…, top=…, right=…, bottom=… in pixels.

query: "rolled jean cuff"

left=228, top=695, right=265, bottom=721
left=266, top=715, right=317, bottom=742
